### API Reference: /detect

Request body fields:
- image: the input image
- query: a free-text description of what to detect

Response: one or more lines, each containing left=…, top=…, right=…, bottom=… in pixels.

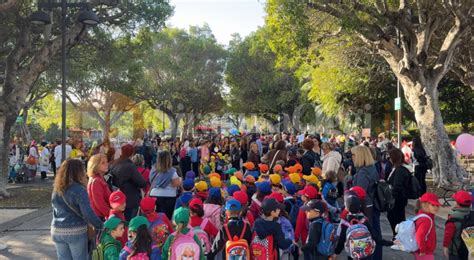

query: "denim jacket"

left=51, top=183, right=103, bottom=237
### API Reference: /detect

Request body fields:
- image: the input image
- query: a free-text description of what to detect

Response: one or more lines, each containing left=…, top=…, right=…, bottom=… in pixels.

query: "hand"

left=418, top=252, right=425, bottom=256
left=298, top=249, right=303, bottom=255
left=443, top=247, right=449, bottom=258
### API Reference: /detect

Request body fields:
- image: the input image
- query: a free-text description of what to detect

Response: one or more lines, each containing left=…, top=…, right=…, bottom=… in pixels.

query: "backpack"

left=250, top=232, right=277, bottom=260
left=374, top=181, right=394, bottom=212
left=224, top=223, right=250, bottom=259
left=285, top=198, right=302, bottom=228
left=189, top=219, right=211, bottom=254
left=91, top=241, right=115, bottom=260
left=395, top=214, right=432, bottom=252
left=278, top=217, right=295, bottom=253
left=446, top=211, right=473, bottom=259
left=314, top=218, right=337, bottom=256
left=169, top=230, right=201, bottom=260
left=341, top=218, right=375, bottom=259
left=121, top=244, right=150, bottom=260
left=103, top=169, right=119, bottom=192
left=179, top=148, right=188, bottom=160
left=149, top=213, right=171, bottom=250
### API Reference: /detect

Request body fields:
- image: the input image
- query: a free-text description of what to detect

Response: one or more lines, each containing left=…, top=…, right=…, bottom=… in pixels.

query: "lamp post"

left=30, top=0, right=98, bottom=163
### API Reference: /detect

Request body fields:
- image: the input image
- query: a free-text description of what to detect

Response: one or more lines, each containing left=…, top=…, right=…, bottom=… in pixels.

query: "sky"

left=167, top=0, right=267, bottom=45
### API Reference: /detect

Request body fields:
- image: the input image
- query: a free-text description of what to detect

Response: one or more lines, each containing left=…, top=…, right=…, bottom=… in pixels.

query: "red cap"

left=189, top=198, right=203, bottom=210
left=350, top=186, right=367, bottom=201
left=452, top=191, right=472, bottom=207
left=265, top=192, right=284, bottom=203
left=258, top=164, right=269, bottom=173
left=419, top=192, right=441, bottom=207
left=298, top=185, right=318, bottom=200
left=109, top=191, right=126, bottom=209
left=140, top=197, right=156, bottom=213
left=233, top=191, right=249, bottom=205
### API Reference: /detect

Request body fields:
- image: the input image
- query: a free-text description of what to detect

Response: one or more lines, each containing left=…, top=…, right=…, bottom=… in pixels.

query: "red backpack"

left=224, top=223, right=250, bottom=259
left=250, top=231, right=277, bottom=260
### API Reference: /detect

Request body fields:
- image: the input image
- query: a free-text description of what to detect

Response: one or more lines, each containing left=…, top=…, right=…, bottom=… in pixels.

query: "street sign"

left=394, top=97, right=401, bottom=110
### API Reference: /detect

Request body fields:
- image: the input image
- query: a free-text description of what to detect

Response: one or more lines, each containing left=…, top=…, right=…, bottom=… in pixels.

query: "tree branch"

left=0, top=0, right=17, bottom=13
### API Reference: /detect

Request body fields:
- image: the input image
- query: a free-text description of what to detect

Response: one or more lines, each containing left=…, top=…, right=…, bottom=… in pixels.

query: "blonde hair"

left=156, top=151, right=172, bottom=173
left=54, top=159, right=87, bottom=195
left=321, top=142, right=333, bottom=151
left=87, top=154, right=107, bottom=177
left=351, top=145, right=375, bottom=168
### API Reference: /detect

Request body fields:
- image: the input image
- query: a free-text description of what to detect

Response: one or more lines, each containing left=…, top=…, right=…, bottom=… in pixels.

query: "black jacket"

left=253, top=217, right=293, bottom=260
left=301, top=150, right=316, bottom=175
left=387, top=165, right=411, bottom=200
left=413, top=147, right=428, bottom=168
left=111, top=159, right=146, bottom=208
left=301, top=217, right=327, bottom=259
left=208, top=217, right=252, bottom=260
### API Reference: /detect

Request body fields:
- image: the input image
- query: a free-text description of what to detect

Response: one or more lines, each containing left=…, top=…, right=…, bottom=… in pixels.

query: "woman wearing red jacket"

left=414, top=193, right=440, bottom=260
left=87, top=154, right=111, bottom=220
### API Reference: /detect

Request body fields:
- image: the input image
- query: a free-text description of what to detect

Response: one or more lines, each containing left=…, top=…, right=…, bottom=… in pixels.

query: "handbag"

left=60, top=194, right=97, bottom=241
left=26, top=155, right=37, bottom=165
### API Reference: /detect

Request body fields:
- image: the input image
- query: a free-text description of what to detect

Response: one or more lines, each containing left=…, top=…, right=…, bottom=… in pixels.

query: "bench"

left=440, top=185, right=458, bottom=206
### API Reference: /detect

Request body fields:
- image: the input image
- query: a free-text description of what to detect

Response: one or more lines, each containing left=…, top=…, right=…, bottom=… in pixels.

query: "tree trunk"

left=102, top=111, right=111, bottom=145
left=167, top=114, right=179, bottom=139
left=0, top=115, right=16, bottom=197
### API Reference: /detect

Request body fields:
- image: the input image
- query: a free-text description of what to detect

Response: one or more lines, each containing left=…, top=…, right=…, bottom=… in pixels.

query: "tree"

left=439, top=78, right=474, bottom=132
left=265, top=0, right=473, bottom=186
left=0, top=0, right=173, bottom=196
left=138, top=26, right=226, bottom=139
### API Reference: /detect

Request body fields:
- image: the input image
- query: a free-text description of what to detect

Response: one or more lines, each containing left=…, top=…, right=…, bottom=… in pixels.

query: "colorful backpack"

left=225, top=223, right=250, bottom=259
left=189, top=219, right=211, bottom=254
left=314, top=218, right=337, bottom=256
left=169, top=230, right=201, bottom=260
left=341, top=219, right=375, bottom=259
left=91, top=241, right=115, bottom=260
left=250, top=232, right=277, bottom=260
left=121, top=244, right=150, bottom=260
left=149, top=213, right=171, bottom=251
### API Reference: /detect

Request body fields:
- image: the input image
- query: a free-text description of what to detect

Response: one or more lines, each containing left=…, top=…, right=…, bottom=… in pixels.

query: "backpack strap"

left=239, top=222, right=247, bottom=240
left=413, top=213, right=433, bottom=241
left=224, top=224, right=232, bottom=241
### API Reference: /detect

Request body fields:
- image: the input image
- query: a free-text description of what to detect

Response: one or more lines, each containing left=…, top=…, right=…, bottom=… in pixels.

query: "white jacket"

left=322, top=151, right=342, bottom=174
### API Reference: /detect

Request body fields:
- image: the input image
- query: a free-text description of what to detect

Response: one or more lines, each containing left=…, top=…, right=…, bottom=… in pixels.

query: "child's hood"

left=253, top=218, right=280, bottom=238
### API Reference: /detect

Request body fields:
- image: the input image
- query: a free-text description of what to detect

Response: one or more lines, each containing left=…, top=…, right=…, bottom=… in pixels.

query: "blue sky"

left=167, top=0, right=266, bottom=45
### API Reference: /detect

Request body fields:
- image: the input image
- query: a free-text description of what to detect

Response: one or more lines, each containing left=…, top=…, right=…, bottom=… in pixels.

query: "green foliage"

left=439, top=79, right=474, bottom=132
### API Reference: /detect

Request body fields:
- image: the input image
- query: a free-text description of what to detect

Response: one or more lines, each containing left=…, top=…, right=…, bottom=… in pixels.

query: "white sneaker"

left=391, top=244, right=403, bottom=251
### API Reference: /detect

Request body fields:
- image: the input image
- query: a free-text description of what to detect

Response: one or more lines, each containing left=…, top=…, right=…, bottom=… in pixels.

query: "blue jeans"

left=372, top=209, right=383, bottom=260
left=52, top=233, right=88, bottom=260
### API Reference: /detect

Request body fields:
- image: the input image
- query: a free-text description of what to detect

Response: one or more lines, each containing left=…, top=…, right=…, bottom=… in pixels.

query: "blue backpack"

left=285, top=198, right=302, bottom=228
left=315, top=218, right=337, bottom=256
left=278, top=217, right=295, bottom=254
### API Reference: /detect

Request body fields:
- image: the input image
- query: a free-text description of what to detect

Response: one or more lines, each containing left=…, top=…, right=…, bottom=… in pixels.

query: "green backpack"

left=91, top=241, right=116, bottom=260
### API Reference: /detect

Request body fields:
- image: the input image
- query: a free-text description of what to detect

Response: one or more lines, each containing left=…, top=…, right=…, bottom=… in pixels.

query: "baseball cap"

left=282, top=180, right=297, bottom=195
left=225, top=199, right=242, bottom=211
left=225, top=168, right=238, bottom=175
left=128, top=216, right=150, bottom=232
left=452, top=191, right=472, bottom=207
left=209, top=187, right=222, bottom=199
left=302, top=174, right=319, bottom=184
left=419, top=192, right=441, bottom=207
left=109, top=191, right=126, bottom=209
left=230, top=176, right=242, bottom=187
left=104, top=217, right=124, bottom=230
left=234, top=171, right=243, bottom=181
left=298, top=185, right=318, bottom=200
left=233, top=191, right=249, bottom=205
left=261, top=198, right=284, bottom=213
left=139, top=197, right=156, bottom=213
left=266, top=192, right=284, bottom=203
left=189, top=198, right=203, bottom=210
left=183, top=178, right=195, bottom=191
left=311, top=167, right=322, bottom=176
left=244, top=175, right=256, bottom=183
left=256, top=181, right=272, bottom=195
left=203, top=165, right=212, bottom=174
left=258, top=164, right=269, bottom=173
left=185, top=170, right=195, bottom=180
left=270, top=174, right=282, bottom=186
left=273, top=165, right=283, bottom=173
left=195, top=181, right=208, bottom=192
left=301, top=199, right=325, bottom=212
left=285, top=166, right=296, bottom=174
left=243, top=162, right=255, bottom=170
left=227, top=184, right=241, bottom=196
left=246, top=170, right=260, bottom=179
left=350, top=186, right=367, bottom=201
left=294, top=164, right=303, bottom=173
left=289, top=173, right=301, bottom=184
left=208, top=172, right=221, bottom=180
left=210, top=176, right=221, bottom=188
left=173, top=207, right=190, bottom=225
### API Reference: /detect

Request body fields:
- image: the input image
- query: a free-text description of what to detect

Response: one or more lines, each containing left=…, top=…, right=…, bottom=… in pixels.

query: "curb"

left=0, top=207, right=52, bottom=233
left=406, top=200, right=447, bottom=229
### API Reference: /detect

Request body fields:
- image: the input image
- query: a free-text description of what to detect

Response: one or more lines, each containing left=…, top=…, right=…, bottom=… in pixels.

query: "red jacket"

left=87, top=175, right=111, bottom=219
left=294, top=208, right=309, bottom=244
left=415, top=210, right=436, bottom=254
left=137, top=167, right=150, bottom=195
left=443, top=220, right=456, bottom=248
left=190, top=215, right=219, bottom=237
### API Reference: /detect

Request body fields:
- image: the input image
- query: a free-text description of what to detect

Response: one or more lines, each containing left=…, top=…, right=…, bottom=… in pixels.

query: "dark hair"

left=274, top=140, right=286, bottom=151
left=189, top=204, right=205, bottom=218
left=389, top=148, right=404, bottom=167
left=129, top=225, right=152, bottom=258
left=302, top=139, right=315, bottom=150
left=412, top=136, right=424, bottom=150
left=205, top=196, right=224, bottom=206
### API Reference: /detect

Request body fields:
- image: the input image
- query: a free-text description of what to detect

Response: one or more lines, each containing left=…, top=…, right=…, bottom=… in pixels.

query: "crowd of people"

left=39, top=131, right=471, bottom=259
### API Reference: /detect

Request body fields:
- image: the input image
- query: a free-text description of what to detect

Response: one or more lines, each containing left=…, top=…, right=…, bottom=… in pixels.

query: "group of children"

left=95, top=161, right=474, bottom=260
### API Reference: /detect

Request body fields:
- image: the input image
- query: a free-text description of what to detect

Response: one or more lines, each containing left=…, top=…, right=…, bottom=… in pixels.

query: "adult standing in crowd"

left=321, top=142, right=342, bottom=174
left=300, top=138, right=316, bottom=175
left=413, top=136, right=429, bottom=194
left=54, top=139, right=72, bottom=175
left=247, top=142, right=261, bottom=166
left=86, top=154, right=111, bottom=220
left=132, top=153, right=151, bottom=195
left=230, top=140, right=241, bottom=170
left=310, top=134, right=323, bottom=167
left=149, top=150, right=182, bottom=220
left=110, top=144, right=146, bottom=221
left=51, top=159, right=103, bottom=259
left=188, top=141, right=199, bottom=175
left=26, top=140, right=39, bottom=180
left=263, top=140, right=288, bottom=171
left=240, top=137, right=249, bottom=164
left=38, top=141, right=50, bottom=180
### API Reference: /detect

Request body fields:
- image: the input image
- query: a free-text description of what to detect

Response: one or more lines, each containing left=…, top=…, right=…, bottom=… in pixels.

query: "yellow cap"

left=230, top=176, right=242, bottom=188
left=303, top=174, right=321, bottom=188
left=210, top=176, right=221, bottom=188
left=289, top=173, right=301, bottom=184
left=269, top=174, right=282, bottom=185
left=195, top=181, right=208, bottom=192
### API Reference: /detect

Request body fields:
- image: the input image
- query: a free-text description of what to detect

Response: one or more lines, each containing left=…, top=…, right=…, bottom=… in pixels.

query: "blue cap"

left=183, top=179, right=195, bottom=191
left=282, top=180, right=297, bottom=195
left=256, top=181, right=272, bottom=195
left=179, top=192, right=193, bottom=207
left=227, top=184, right=241, bottom=196
left=185, top=170, right=195, bottom=180
left=246, top=170, right=260, bottom=179
left=225, top=199, right=242, bottom=211
left=209, top=187, right=222, bottom=199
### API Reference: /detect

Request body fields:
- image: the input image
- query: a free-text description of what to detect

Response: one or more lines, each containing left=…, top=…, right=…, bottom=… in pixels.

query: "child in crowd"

left=414, top=192, right=440, bottom=260
left=100, top=217, right=125, bottom=260
left=140, top=197, right=173, bottom=260
left=203, top=187, right=224, bottom=230
left=444, top=191, right=472, bottom=259
left=295, top=185, right=319, bottom=246
left=108, top=190, right=128, bottom=246
left=120, top=216, right=152, bottom=260
left=161, top=207, right=205, bottom=260
left=270, top=174, right=282, bottom=192
left=321, top=170, right=341, bottom=222
left=300, top=200, right=327, bottom=259
left=249, top=181, right=272, bottom=218
left=226, top=184, right=241, bottom=198
left=282, top=180, right=302, bottom=228
left=267, top=192, right=296, bottom=259
left=232, top=190, right=255, bottom=227
left=175, top=178, right=195, bottom=209
left=194, top=181, right=209, bottom=202
left=209, top=199, right=253, bottom=260
left=189, top=198, right=218, bottom=246
left=244, top=175, right=257, bottom=199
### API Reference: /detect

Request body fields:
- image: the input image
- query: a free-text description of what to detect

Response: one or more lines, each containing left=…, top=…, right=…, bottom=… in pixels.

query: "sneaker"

left=391, top=244, right=403, bottom=251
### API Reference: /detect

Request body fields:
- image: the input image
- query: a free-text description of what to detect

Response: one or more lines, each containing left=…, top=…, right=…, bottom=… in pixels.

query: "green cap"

left=128, top=216, right=150, bottom=232
left=225, top=168, right=237, bottom=175
left=104, top=217, right=123, bottom=230
left=203, top=165, right=211, bottom=174
left=173, top=207, right=190, bottom=225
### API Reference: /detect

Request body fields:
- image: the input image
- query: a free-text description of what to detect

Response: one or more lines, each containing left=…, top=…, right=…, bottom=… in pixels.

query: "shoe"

left=391, top=244, right=403, bottom=251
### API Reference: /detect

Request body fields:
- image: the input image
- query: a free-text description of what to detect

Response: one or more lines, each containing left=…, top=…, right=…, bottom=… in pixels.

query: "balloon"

left=230, top=128, right=239, bottom=135
left=455, top=133, right=474, bottom=156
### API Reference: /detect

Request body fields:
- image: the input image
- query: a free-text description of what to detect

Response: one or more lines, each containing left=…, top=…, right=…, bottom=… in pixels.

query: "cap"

left=294, top=164, right=303, bottom=173
left=189, top=198, right=203, bottom=210
left=244, top=175, right=256, bottom=183
left=203, top=165, right=212, bottom=174
left=285, top=166, right=296, bottom=174
left=273, top=165, right=283, bottom=173
left=185, top=170, right=196, bottom=180
left=350, top=186, right=367, bottom=201
left=256, top=181, right=272, bottom=195
left=243, top=162, right=255, bottom=170
left=209, top=187, right=222, bottom=199
left=419, top=192, right=441, bottom=207
left=183, top=178, right=195, bottom=191
left=210, top=176, right=221, bottom=188
left=139, top=197, right=156, bottom=213
left=173, top=207, right=190, bottom=225
left=233, top=191, right=249, bottom=205
left=225, top=168, right=238, bottom=175
left=289, top=173, right=301, bottom=184
left=266, top=192, right=284, bottom=203
left=302, top=174, right=319, bottom=184
left=195, top=181, right=208, bottom=192
left=452, top=191, right=472, bottom=207
left=301, top=199, right=325, bottom=212
left=109, top=191, right=126, bottom=209
left=208, top=172, right=221, bottom=180
left=225, top=199, right=242, bottom=211
left=230, top=176, right=242, bottom=187
left=282, top=180, right=297, bottom=195
left=227, top=184, right=241, bottom=196
left=298, top=185, right=318, bottom=200
left=270, top=174, right=282, bottom=186
left=128, top=216, right=150, bottom=232
left=246, top=170, right=260, bottom=179
left=311, top=167, right=322, bottom=176
left=261, top=198, right=284, bottom=213
left=104, top=217, right=124, bottom=230
left=234, top=171, right=243, bottom=181
left=344, top=192, right=362, bottom=214
left=258, top=164, right=269, bottom=173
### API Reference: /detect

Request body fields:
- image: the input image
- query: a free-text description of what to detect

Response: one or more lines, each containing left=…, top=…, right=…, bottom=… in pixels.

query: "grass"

left=0, top=186, right=52, bottom=208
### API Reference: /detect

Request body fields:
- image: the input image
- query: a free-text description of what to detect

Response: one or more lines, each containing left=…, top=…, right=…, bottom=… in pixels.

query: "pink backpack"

left=170, top=230, right=201, bottom=260
left=203, top=203, right=222, bottom=230
left=188, top=219, right=211, bottom=254
left=122, top=245, right=150, bottom=260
